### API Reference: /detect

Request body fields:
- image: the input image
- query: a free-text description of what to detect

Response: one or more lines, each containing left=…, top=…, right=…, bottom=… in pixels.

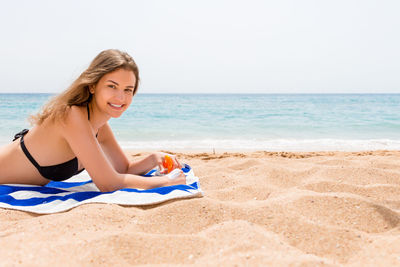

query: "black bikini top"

left=14, top=104, right=97, bottom=182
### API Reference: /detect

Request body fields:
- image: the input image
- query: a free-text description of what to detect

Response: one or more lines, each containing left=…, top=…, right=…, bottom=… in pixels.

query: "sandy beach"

left=1, top=150, right=400, bottom=266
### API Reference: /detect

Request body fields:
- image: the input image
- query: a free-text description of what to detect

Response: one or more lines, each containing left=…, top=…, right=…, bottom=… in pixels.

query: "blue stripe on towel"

left=0, top=191, right=103, bottom=206
left=0, top=185, right=69, bottom=194
left=120, top=181, right=199, bottom=194
left=45, top=180, right=93, bottom=188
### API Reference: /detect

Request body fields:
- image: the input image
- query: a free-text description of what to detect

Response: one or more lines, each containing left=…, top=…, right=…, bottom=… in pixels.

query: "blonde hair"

left=30, top=49, right=140, bottom=125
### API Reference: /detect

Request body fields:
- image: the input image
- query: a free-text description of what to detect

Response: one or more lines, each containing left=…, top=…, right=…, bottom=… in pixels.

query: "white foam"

left=2, top=138, right=399, bottom=152
left=118, top=138, right=400, bottom=152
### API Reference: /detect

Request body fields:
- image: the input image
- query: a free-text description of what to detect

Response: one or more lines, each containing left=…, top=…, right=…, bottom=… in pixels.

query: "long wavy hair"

left=30, top=49, right=140, bottom=125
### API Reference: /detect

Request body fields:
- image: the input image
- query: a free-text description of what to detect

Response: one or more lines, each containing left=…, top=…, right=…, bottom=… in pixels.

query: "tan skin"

left=0, top=69, right=186, bottom=191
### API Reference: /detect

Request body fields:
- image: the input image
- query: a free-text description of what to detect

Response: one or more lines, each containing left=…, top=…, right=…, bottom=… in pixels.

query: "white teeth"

left=109, top=103, right=122, bottom=108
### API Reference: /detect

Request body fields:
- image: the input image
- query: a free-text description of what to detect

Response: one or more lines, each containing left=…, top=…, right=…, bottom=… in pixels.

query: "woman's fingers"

left=175, top=158, right=182, bottom=169
left=159, top=163, right=168, bottom=174
left=159, top=153, right=183, bottom=172
left=157, top=160, right=168, bottom=174
left=170, top=155, right=182, bottom=169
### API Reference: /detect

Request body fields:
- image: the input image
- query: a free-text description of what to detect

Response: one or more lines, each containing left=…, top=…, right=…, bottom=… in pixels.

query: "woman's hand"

left=151, top=152, right=183, bottom=174
left=164, top=170, right=187, bottom=186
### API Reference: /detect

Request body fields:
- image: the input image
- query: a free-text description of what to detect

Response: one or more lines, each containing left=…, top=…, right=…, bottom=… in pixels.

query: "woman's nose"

left=115, top=90, right=125, bottom=101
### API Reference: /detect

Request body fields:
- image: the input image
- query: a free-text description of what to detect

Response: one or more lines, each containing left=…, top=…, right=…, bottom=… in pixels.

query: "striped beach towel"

left=0, top=164, right=202, bottom=214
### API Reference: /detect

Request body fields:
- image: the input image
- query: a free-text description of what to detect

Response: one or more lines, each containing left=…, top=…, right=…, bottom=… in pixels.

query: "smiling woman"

left=0, top=49, right=186, bottom=191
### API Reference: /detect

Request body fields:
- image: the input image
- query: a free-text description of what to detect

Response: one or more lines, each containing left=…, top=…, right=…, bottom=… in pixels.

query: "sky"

left=0, top=0, right=399, bottom=94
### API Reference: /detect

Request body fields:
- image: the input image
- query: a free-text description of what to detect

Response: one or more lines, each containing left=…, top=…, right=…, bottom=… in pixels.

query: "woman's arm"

left=98, top=123, right=182, bottom=175
left=60, top=106, right=184, bottom=192
left=126, top=152, right=183, bottom=175
left=98, top=123, right=183, bottom=175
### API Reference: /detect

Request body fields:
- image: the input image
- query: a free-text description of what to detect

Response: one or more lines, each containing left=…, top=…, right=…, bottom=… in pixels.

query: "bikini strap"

left=19, top=132, right=42, bottom=170
left=13, top=129, right=29, bottom=142
left=86, top=103, right=98, bottom=137
left=87, top=103, right=90, bottom=121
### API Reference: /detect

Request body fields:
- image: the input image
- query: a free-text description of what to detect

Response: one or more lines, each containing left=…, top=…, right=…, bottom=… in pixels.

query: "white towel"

left=0, top=164, right=202, bottom=214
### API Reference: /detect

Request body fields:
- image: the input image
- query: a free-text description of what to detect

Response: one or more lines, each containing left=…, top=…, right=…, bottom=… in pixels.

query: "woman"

left=0, top=49, right=186, bottom=191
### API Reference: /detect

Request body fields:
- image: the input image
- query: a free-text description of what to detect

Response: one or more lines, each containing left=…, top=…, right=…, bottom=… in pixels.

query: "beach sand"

left=1, top=150, right=400, bottom=266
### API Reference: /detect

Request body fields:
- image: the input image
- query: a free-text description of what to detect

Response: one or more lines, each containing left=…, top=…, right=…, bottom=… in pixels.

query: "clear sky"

left=0, top=0, right=399, bottom=94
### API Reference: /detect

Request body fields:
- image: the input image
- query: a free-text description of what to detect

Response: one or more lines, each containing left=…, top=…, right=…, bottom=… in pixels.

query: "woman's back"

left=0, top=106, right=86, bottom=185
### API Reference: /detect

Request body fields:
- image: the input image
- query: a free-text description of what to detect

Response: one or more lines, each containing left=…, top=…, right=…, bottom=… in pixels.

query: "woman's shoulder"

left=56, top=105, right=88, bottom=131
left=64, top=105, right=86, bottom=121
left=56, top=106, right=92, bottom=140
left=66, top=105, right=84, bottom=114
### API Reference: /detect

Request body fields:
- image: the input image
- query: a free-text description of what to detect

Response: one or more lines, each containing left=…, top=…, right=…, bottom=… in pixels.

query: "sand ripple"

left=1, top=150, right=400, bottom=266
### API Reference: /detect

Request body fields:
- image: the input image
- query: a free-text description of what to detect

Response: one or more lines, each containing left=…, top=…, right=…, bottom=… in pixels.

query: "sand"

left=1, top=150, right=400, bottom=266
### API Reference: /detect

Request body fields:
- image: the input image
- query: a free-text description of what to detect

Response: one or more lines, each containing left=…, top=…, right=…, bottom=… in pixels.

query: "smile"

left=108, top=103, right=124, bottom=109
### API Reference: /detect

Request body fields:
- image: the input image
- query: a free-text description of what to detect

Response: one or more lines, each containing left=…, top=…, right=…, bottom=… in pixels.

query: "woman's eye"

left=108, top=84, right=116, bottom=89
left=125, top=88, right=133, bottom=93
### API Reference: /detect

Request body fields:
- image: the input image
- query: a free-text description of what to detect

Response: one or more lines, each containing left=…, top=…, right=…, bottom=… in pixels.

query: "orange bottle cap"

left=163, top=155, right=174, bottom=173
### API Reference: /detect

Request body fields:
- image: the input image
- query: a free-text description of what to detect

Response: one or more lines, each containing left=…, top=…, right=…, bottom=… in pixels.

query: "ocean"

left=0, top=93, right=399, bottom=151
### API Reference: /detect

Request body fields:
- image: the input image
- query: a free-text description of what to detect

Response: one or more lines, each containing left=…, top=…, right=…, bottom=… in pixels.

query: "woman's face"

left=91, top=68, right=136, bottom=118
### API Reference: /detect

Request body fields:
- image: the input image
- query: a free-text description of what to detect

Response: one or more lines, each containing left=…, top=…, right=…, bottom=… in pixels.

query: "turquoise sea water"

left=0, top=93, right=399, bottom=151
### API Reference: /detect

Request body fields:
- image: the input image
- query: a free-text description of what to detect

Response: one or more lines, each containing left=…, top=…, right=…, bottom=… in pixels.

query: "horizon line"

left=1, top=92, right=400, bottom=95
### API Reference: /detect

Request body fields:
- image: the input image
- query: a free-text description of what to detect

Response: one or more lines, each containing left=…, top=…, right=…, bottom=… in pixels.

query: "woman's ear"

left=89, top=85, right=95, bottom=94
